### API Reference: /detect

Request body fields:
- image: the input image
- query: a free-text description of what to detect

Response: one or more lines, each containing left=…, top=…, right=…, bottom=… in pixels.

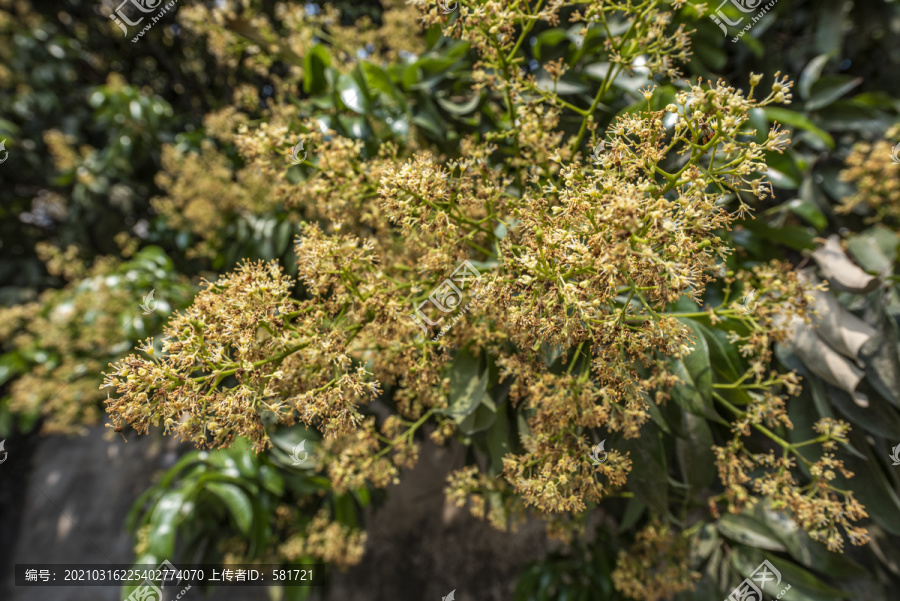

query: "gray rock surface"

left=1, top=426, right=548, bottom=600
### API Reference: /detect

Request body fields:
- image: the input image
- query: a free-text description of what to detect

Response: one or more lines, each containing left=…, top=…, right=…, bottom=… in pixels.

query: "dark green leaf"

left=799, top=54, right=831, bottom=100
left=717, top=513, right=787, bottom=551
left=206, top=482, right=253, bottom=535
left=785, top=198, right=828, bottom=230
left=676, top=412, right=716, bottom=495
left=617, top=423, right=668, bottom=517
left=442, top=348, right=489, bottom=423
left=302, top=45, right=332, bottom=95
left=336, top=73, right=369, bottom=114
left=146, top=489, right=187, bottom=557
left=487, top=399, right=511, bottom=476
left=532, top=29, right=569, bottom=61
left=764, top=108, right=835, bottom=149
left=806, top=76, right=863, bottom=111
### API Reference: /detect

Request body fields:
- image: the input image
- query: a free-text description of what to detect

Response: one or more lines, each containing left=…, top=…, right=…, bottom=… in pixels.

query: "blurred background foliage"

left=1, top=0, right=900, bottom=600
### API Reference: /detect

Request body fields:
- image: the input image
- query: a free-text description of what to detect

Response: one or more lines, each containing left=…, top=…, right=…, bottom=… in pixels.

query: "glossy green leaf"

left=846, top=226, right=898, bottom=274
left=360, top=61, right=406, bottom=110
left=442, top=348, right=489, bottom=423
left=206, top=482, right=253, bottom=535
left=676, top=412, right=716, bottom=495
left=617, top=423, right=668, bottom=517
left=718, top=513, right=787, bottom=552
left=618, top=497, right=646, bottom=534
left=302, top=44, right=332, bottom=95
left=762, top=555, right=848, bottom=598
left=487, top=399, right=511, bottom=476
left=755, top=502, right=867, bottom=580
left=764, top=108, right=835, bottom=149
left=742, top=219, right=817, bottom=251
left=806, top=76, right=863, bottom=111
left=458, top=398, right=497, bottom=435
left=830, top=383, right=900, bottom=440
left=532, top=29, right=569, bottom=61
left=694, top=321, right=742, bottom=381
left=336, top=73, right=369, bottom=114
left=835, top=428, right=900, bottom=535
left=799, top=54, right=831, bottom=100
left=785, top=198, right=828, bottom=229
left=435, top=92, right=482, bottom=116
left=146, top=489, right=187, bottom=558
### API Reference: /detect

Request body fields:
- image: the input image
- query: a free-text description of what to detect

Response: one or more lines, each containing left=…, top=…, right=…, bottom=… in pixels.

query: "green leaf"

left=746, top=108, right=769, bottom=143
left=816, top=102, right=888, bottom=133
left=830, top=383, right=900, bottom=440
left=248, top=495, right=271, bottom=558
left=799, top=54, right=831, bottom=100
left=671, top=319, right=725, bottom=422
left=487, top=399, right=511, bottom=476
left=805, top=76, right=863, bottom=111
left=411, top=110, right=445, bottom=139
left=535, top=76, right=589, bottom=95
left=458, top=399, right=497, bottom=435
left=269, top=425, right=318, bottom=467
left=835, top=428, right=900, bottom=535
left=333, top=492, right=357, bottom=528
left=694, top=523, right=720, bottom=560
left=785, top=198, right=828, bottom=230
left=680, top=319, right=713, bottom=399
left=360, top=61, right=407, bottom=110
left=336, top=73, right=369, bottom=114
left=353, top=485, right=371, bottom=508
left=258, top=465, right=285, bottom=497
left=846, top=226, right=898, bottom=274
left=754, top=501, right=867, bottom=580
left=283, top=582, right=313, bottom=601
left=764, top=108, right=835, bottom=149
left=0, top=352, right=28, bottom=386
left=731, top=548, right=846, bottom=600
left=532, top=29, right=570, bottom=61
left=761, top=555, right=848, bottom=598
left=618, top=498, right=646, bottom=534
left=146, top=489, right=187, bottom=558
left=617, top=423, right=668, bottom=517
left=694, top=321, right=741, bottom=380
left=442, top=348, right=489, bottom=423
left=676, top=412, right=716, bottom=496
left=435, top=92, right=482, bottom=116
left=693, top=39, right=728, bottom=71
left=205, top=452, right=242, bottom=479
left=206, top=482, right=253, bottom=535
left=742, top=219, right=817, bottom=251
left=670, top=357, right=716, bottom=419
left=718, top=513, right=787, bottom=551
left=302, top=44, right=332, bottom=95
left=645, top=397, right=677, bottom=436
left=764, top=150, right=803, bottom=190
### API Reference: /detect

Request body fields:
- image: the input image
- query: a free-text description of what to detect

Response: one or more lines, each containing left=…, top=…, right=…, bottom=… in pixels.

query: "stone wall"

left=1, top=427, right=548, bottom=600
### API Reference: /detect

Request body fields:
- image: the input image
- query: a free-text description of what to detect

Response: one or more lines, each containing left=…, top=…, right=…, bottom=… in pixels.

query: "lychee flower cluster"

left=101, top=0, right=874, bottom=587
left=838, top=123, right=900, bottom=221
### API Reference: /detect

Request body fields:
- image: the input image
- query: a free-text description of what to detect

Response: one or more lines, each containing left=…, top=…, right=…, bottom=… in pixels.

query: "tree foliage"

left=2, top=1, right=900, bottom=600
